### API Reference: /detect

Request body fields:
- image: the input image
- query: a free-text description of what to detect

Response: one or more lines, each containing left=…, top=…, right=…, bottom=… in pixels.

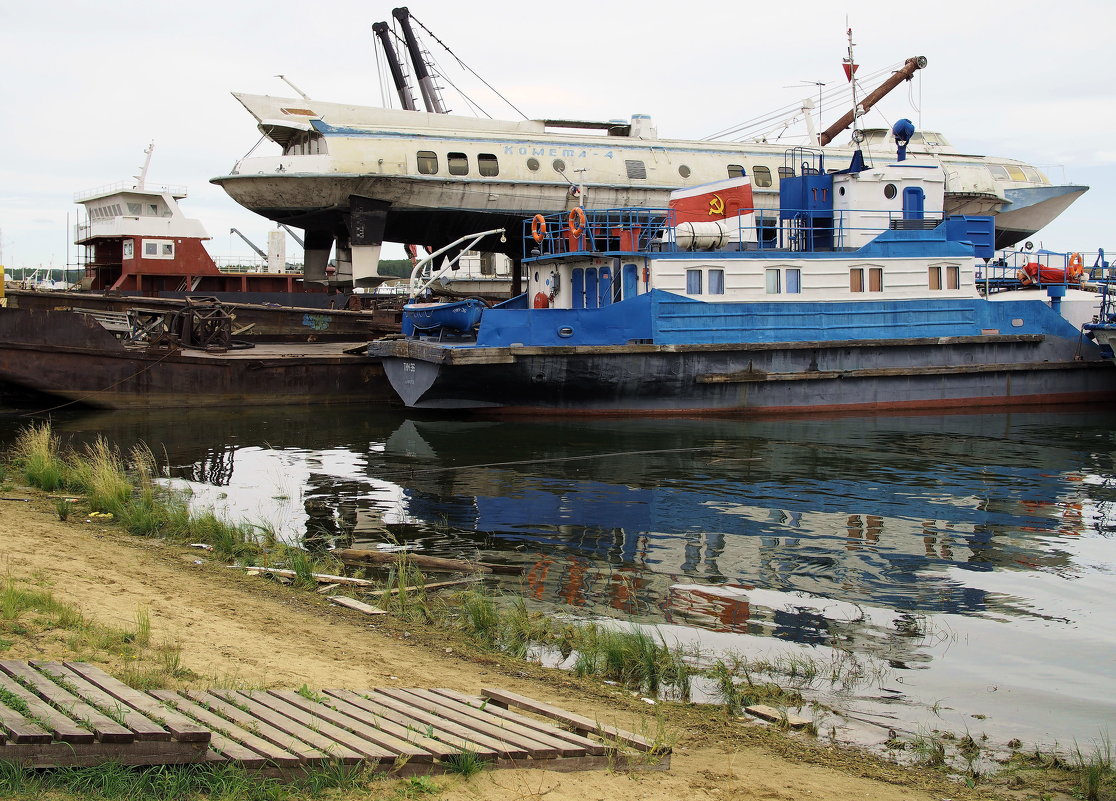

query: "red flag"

left=842, top=60, right=858, bottom=82
left=669, top=177, right=754, bottom=224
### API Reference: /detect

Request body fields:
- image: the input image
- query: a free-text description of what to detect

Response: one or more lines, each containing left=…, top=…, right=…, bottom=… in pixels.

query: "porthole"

left=552, top=159, right=566, bottom=173
left=838, top=186, right=846, bottom=196
left=884, top=183, right=897, bottom=199
left=557, top=327, right=574, bottom=338
left=527, top=157, right=540, bottom=171
left=678, top=165, right=691, bottom=178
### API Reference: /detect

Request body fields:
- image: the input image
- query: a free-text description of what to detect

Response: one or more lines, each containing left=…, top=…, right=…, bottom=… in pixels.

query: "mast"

left=817, top=54, right=927, bottom=146
left=373, top=21, right=418, bottom=111
left=392, top=6, right=445, bottom=113
left=134, top=141, right=154, bottom=190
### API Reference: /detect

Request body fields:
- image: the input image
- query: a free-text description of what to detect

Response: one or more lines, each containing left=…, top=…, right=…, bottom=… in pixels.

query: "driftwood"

left=334, top=548, right=522, bottom=575
left=243, top=566, right=374, bottom=587
left=363, top=576, right=483, bottom=598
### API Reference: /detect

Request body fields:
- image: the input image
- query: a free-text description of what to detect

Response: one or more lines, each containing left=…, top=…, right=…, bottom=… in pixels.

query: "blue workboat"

left=401, top=298, right=486, bottom=337
left=370, top=137, right=1116, bottom=415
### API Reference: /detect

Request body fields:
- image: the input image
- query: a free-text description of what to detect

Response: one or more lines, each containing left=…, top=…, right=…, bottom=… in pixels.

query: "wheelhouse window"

left=448, top=152, right=469, bottom=175
left=752, top=166, right=772, bottom=187
left=417, top=151, right=438, bottom=174
left=686, top=269, right=703, bottom=295
left=478, top=153, right=499, bottom=177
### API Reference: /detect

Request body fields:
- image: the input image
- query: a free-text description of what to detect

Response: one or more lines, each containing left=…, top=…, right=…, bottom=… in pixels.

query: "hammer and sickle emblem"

left=708, top=194, right=725, bottom=216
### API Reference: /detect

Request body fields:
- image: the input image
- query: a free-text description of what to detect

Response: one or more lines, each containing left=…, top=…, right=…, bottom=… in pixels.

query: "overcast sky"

left=2, top=0, right=1114, bottom=269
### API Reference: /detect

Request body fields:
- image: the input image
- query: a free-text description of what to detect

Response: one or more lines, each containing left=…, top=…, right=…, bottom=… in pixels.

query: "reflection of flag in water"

left=668, top=177, right=754, bottom=224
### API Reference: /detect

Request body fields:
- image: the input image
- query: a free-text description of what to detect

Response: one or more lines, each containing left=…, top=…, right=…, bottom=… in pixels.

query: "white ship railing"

left=74, top=181, right=188, bottom=202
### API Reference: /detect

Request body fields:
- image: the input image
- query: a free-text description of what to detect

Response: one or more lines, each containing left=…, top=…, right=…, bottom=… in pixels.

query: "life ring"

left=531, top=214, right=547, bottom=243
left=1068, top=252, right=1084, bottom=279
left=568, top=206, right=587, bottom=238
left=532, top=292, right=550, bottom=308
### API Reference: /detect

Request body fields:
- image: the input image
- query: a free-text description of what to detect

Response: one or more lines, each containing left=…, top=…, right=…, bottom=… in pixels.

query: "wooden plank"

left=384, top=688, right=559, bottom=758
left=269, top=690, right=434, bottom=763
left=244, top=567, right=375, bottom=587
left=182, top=690, right=331, bottom=765
left=320, top=690, right=459, bottom=758
left=64, top=663, right=210, bottom=742
left=366, top=689, right=529, bottom=758
left=238, top=691, right=393, bottom=763
left=0, top=738, right=208, bottom=768
left=362, top=576, right=483, bottom=599
left=744, top=704, right=812, bottom=729
left=327, top=596, right=387, bottom=616
left=148, top=690, right=299, bottom=768
left=427, top=688, right=605, bottom=756
left=30, top=662, right=169, bottom=741
left=334, top=549, right=522, bottom=575
left=322, top=690, right=494, bottom=758
left=210, top=690, right=366, bottom=764
left=481, top=688, right=661, bottom=753
left=0, top=698, right=52, bottom=744
left=0, top=672, right=93, bottom=743
left=0, top=661, right=134, bottom=743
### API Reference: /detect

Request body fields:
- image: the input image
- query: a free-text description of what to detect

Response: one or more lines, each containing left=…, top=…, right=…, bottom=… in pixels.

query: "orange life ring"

left=532, top=292, right=550, bottom=308
left=531, top=214, right=547, bottom=243
left=1068, top=252, right=1084, bottom=279
left=568, top=206, right=587, bottom=237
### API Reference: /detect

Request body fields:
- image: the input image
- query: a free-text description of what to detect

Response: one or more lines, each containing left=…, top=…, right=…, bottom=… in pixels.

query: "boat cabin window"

left=417, top=151, right=439, bottom=174
left=448, top=153, right=469, bottom=175
left=686, top=269, right=703, bottom=295
left=149, top=204, right=160, bottom=215
left=778, top=166, right=794, bottom=180
left=553, top=159, right=566, bottom=173
left=708, top=269, right=725, bottom=295
left=141, top=239, right=174, bottom=259
left=947, top=265, right=959, bottom=289
left=869, top=267, right=883, bottom=292
left=928, top=265, right=959, bottom=290
left=478, top=154, right=499, bottom=177
left=765, top=268, right=801, bottom=294
left=850, top=268, right=864, bottom=293
left=727, top=164, right=745, bottom=178
left=1004, top=165, right=1027, bottom=182
left=678, top=165, right=691, bottom=178
left=752, top=166, right=772, bottom=187
left=625, top=160, right=647, bottom=179
left=988, top=165, right=1009, bottom=181
left=527, top=157, right=540, bottom=171
left=127, top=203, right=141, bottom=216
left=122, top=240, right=134, bottom=259
left=884, top=184, right=898, bottom=200
left=282, top=131, right=326, bottom=156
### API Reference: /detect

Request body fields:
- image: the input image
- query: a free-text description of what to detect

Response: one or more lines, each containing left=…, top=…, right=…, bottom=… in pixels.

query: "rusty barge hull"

left=0, top=308, right=394, bottom=410
left=5, top=289, right=401, bottom=342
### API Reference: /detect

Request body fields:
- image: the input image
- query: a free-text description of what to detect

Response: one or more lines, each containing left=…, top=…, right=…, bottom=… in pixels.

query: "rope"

left=19, top=347, right=180, bottom=417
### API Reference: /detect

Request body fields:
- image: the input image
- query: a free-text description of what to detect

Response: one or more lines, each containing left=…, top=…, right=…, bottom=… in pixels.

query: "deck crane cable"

left=407, top=12, right=531, bottom=121
left=703, top=62, right=900, bottom=142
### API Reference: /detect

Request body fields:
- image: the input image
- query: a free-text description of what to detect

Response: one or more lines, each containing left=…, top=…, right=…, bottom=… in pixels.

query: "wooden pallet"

left=0, top=660, right=668, bottom=774
left=0, top=661, right=210, bottom=767
left=151, top=686, right=669, bottom=774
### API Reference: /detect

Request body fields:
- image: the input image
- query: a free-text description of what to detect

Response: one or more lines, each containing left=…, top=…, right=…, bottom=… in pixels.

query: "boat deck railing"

left=976, top=248, right=1111, bottom=293
left=74, top=181, right=188, bottom=202
left=524, top=207, right=955, bottom=260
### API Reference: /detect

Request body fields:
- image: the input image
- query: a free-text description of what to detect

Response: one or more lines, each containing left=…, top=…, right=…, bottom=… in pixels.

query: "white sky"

left=2, top=0, right=1114, bottom=268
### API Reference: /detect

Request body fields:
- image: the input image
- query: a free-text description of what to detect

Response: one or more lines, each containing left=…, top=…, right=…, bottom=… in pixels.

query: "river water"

left=6, top=405, right=1114, bottom=752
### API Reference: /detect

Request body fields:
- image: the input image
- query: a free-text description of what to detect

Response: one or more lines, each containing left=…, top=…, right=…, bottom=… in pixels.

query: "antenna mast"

left=134, top=141, right=154, bottom=190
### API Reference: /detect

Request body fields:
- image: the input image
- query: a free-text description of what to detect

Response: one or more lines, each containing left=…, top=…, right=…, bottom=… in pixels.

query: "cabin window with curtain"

left=752, top=166, right=772, bottom=187
left=417, top=151, right=438, bottom=174
left=686, top=269, right=703, bottom=295
left=727, top=164, right=745, bottom=178
left=765, top=269, right=781, bottom=294
left=928, top=266, right=942, bottom=290
left=448, top=153, right=469, bottom=175
left=869, top=268, right=883, bottom=292
left=786, top=268, right=801, bottom=293
left=478, top=154, right=499, bottom=176
left=708, top=269, right=725, bottom=295
left=850, top=268, right=865, bottom=292
left=947, top=265, right=960, bottom=289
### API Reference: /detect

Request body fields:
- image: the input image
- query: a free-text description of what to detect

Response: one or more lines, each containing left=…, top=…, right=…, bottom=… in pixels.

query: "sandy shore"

left=0, top=490, right=983, bottom=801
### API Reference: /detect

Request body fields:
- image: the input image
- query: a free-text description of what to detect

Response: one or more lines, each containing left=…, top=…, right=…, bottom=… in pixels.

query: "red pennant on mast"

left=842, top=60, right=858, bottom=82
